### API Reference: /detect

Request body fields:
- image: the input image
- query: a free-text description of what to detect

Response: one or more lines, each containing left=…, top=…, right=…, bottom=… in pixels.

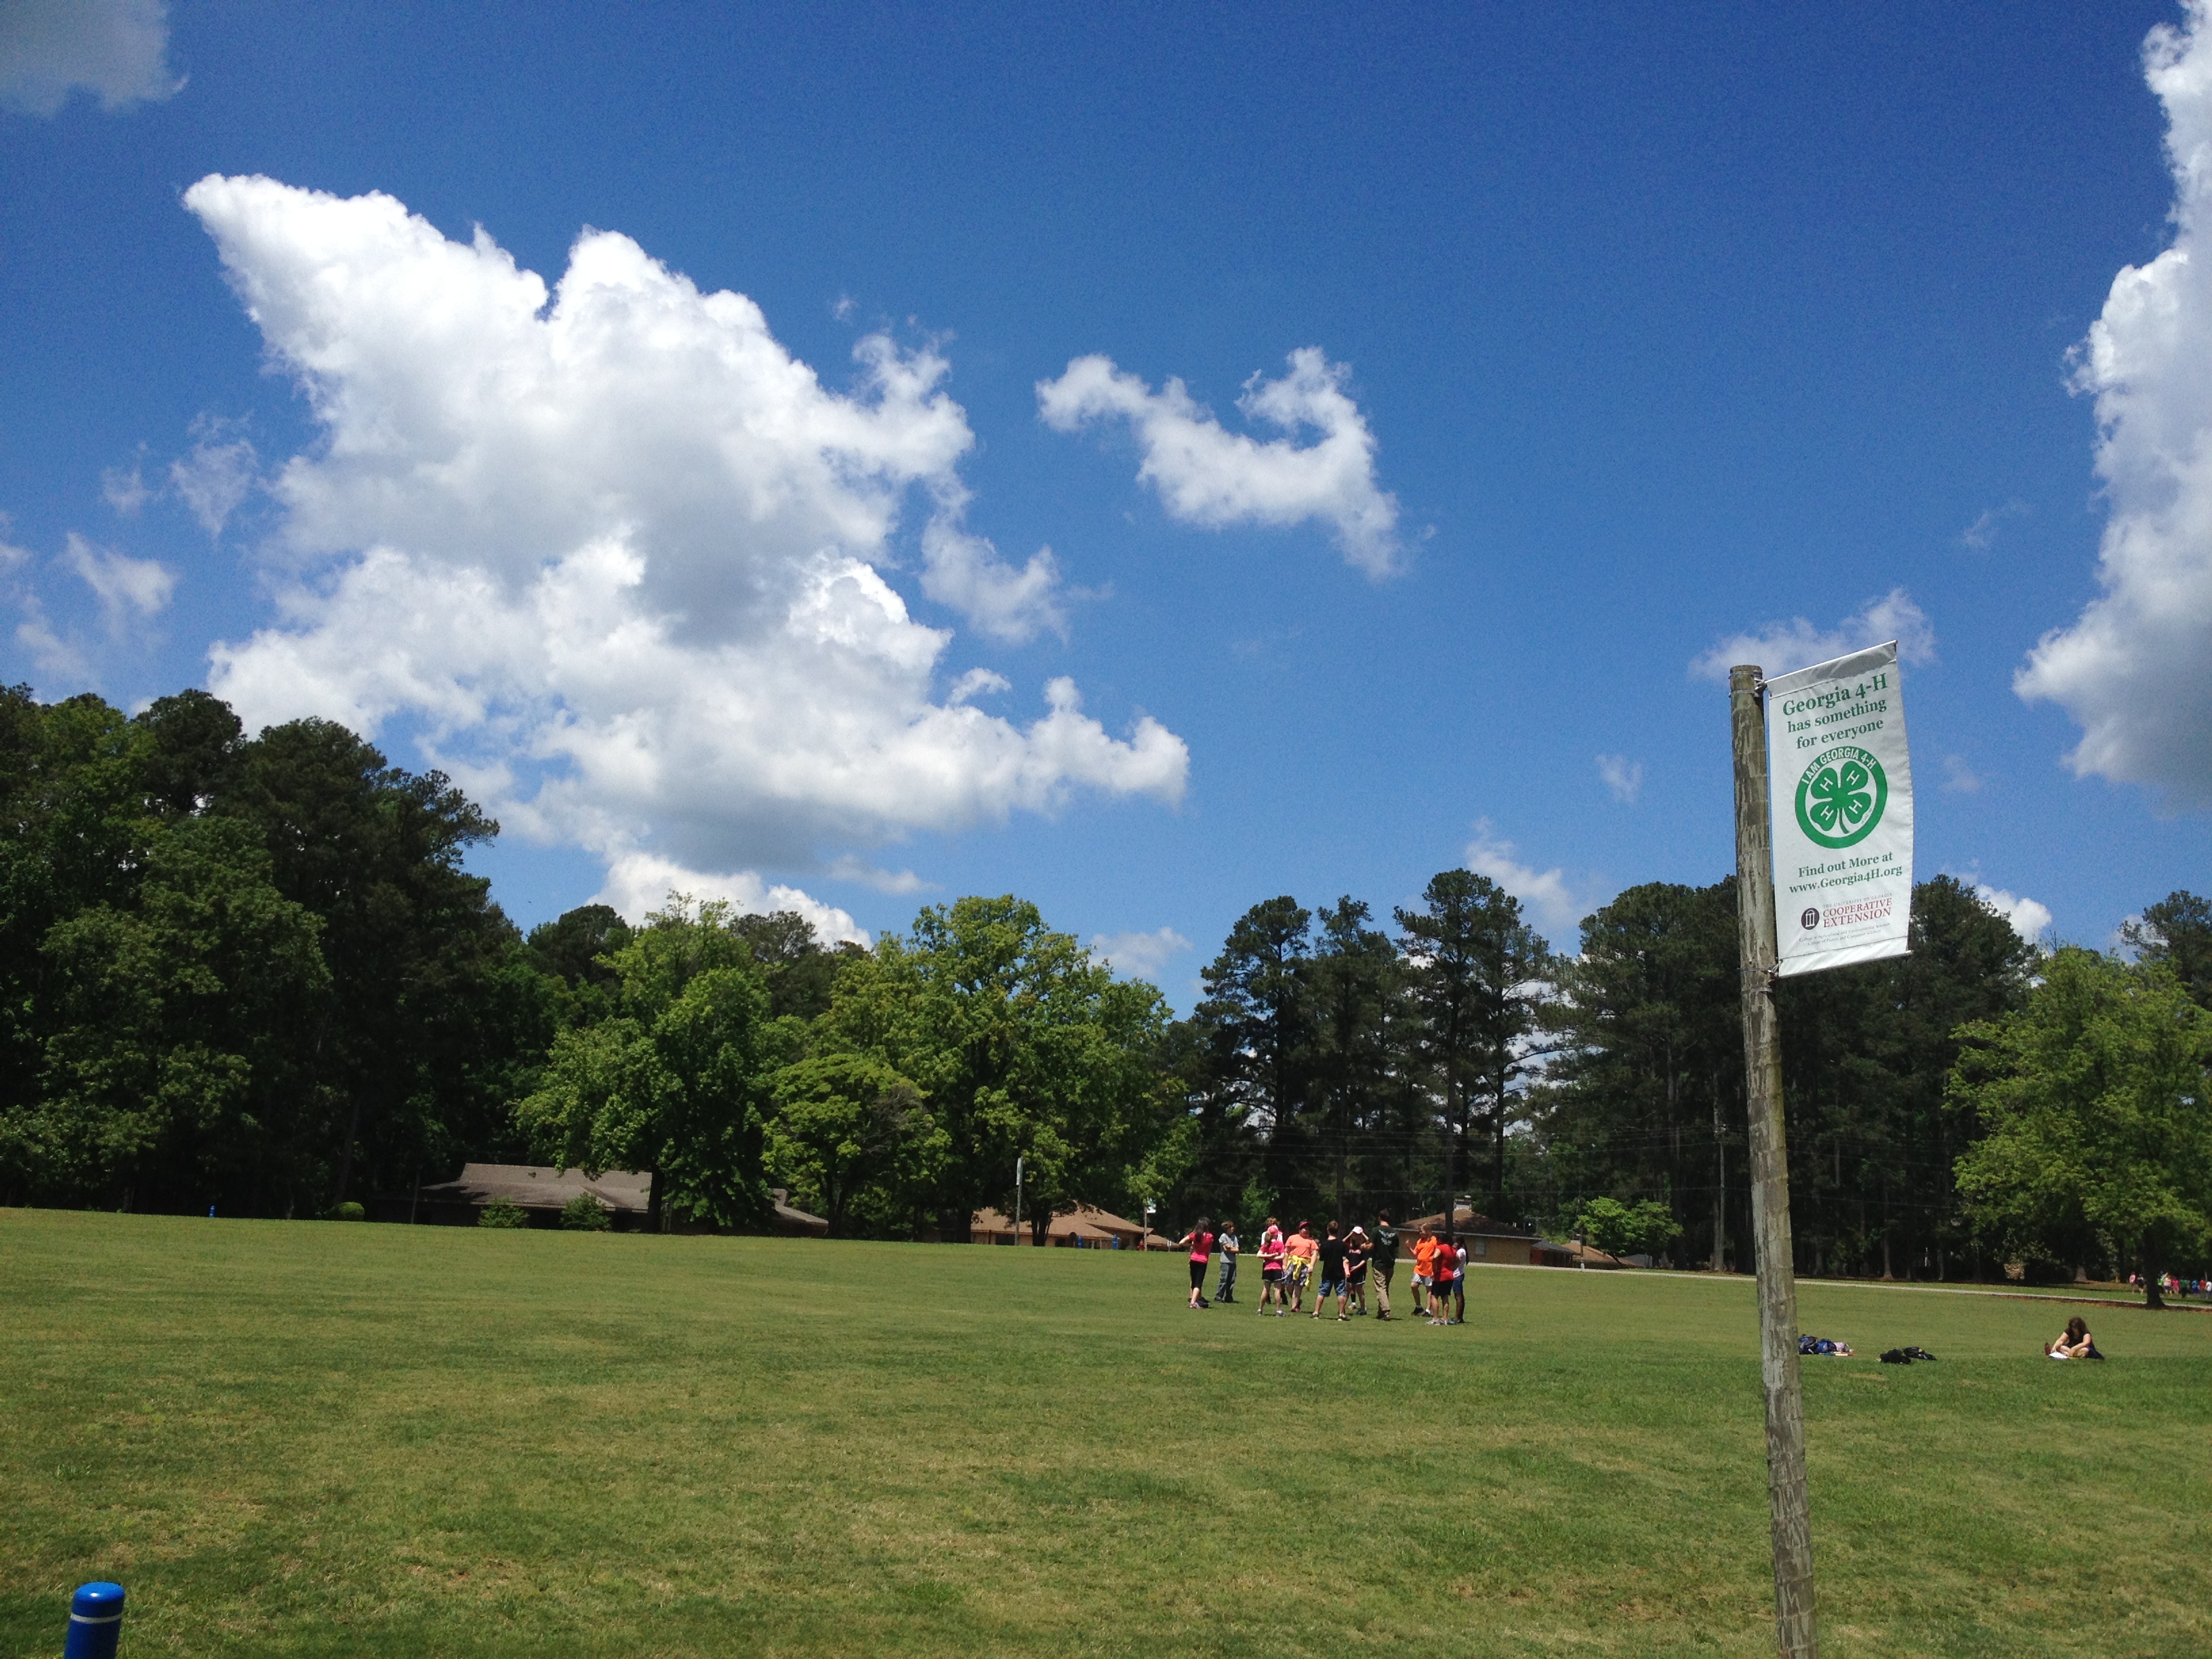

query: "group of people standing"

left=2129, top=1272, right=2207, bottom=1300
left=1176, top=1215, right=1471, bottom=1326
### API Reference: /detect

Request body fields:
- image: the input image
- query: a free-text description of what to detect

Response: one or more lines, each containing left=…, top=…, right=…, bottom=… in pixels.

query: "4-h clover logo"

left=1794, top=745, right=1887, bottom=850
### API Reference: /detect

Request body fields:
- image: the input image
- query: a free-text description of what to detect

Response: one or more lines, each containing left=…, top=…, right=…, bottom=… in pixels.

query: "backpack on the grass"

left=1879, top=1345, right=1938, bottom=1365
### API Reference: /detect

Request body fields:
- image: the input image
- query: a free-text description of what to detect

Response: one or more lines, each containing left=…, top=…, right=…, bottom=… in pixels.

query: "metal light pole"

left=1015, top=1155, right=1023, bottom=1244
left=1731, top=663, right=1818, bottom=1659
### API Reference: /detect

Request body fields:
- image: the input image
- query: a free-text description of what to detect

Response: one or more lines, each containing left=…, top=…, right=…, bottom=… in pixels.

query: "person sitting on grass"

left=1177, top=1218, right=1214, bottom=1309
left=1312, top=1221, right=1351, bottom=1322
left=2046, top=1316, right=2102, bottom=1359
left=1256, top=1216, right=1288, bottom=1315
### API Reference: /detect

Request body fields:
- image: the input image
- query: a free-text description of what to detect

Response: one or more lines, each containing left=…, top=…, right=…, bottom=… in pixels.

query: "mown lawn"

left=1, top=1210, right=2205, bottom=1658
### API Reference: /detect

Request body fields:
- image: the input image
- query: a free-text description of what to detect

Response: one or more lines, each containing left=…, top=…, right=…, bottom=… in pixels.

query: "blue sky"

left=4, top=1, right=2208, bottom=1004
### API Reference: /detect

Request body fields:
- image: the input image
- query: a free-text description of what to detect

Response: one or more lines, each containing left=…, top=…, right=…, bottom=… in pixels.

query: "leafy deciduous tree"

left=28, top=817, right=330, bottom=1211
left=1952, top=949, right=2212, bottom=1306
left=822, top=895, right=1174, bottom=1242
left=1570, top=1196, right=1683, bottom=1261
left=518, top=898, right=776, bottom=1229
left=766, top=1052, right=939, bottom=1236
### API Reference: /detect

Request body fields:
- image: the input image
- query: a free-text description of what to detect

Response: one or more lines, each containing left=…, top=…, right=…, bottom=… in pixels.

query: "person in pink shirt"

left=1176, top=1218, right=1215, bottom=1309
left=1255, top=1216, right=1288, bottom=1315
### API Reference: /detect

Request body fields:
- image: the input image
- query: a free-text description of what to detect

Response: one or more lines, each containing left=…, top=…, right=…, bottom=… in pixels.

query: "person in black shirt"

left=1343, top=1227, right=1372, bottom=1315
left=1311, top=1221, right=1351, bottom=1322
left=1370, top=1212, right=1399, bottom=1320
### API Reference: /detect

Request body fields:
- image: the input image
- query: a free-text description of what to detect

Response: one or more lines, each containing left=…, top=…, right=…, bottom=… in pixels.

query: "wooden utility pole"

left=1711, top=1093, right=1725, bottom=1273
left=1729, top=664, right=1818, bottom=1659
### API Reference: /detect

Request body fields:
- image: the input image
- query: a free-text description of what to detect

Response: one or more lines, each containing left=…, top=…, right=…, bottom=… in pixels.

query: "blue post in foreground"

left=64, top=1582, right=124, bottom=1659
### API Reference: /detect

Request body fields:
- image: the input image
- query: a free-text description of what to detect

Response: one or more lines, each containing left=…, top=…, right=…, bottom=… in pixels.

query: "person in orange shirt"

left=1410, top=1227, right=1439, bottom=1319
left=1286, top=1221, right=1319, bottom=1313
left=1431, top=1230, right=1462, bottom=1325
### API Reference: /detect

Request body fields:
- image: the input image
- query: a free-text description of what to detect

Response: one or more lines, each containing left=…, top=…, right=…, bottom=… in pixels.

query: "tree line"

left=3, top=685, right=2205, bottom=1290
left=0, top=687, right=1184, bottom=1236
left=1165, top=876, right=2211, bottom=1295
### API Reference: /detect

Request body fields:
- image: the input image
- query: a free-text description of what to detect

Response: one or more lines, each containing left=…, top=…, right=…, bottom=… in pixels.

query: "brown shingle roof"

left=970, top=1204, right=1146, bottom=1242
left=419, top=1162, right=649, bottom=1213
left=1401, top=1202, right=1534, bottom=1239
left=413, top=1164, right=829, bottom=1234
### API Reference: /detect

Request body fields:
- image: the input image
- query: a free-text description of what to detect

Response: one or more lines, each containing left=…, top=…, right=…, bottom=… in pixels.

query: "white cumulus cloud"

left=594, top=853, right=867, bottom=947
left=917, top=505, right=1065, bottom=642
left=1690, top=588, right=1934, bottom=684
left=1595, top=754, right=1644, bottom=804
left=1975, top=883, right=2053, bottom=947
left=2016, top=3, right=2212, bottom=808
left=1089, top=926, right=1191, bottom=980
left=1465, top=819, right=1590, bottom=939
left=1038, top=347, right=1401, bottom=576
left=0, top=0, right=180, bottom=117
left=182, top=175, right=1188, bottom=919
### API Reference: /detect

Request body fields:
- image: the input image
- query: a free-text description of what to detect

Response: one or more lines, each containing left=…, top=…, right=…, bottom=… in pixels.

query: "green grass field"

left=3, top=1211, right=2206, bottom=1658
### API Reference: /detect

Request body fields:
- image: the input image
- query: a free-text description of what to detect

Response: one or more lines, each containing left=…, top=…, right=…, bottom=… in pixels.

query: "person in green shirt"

left=1369, top=1212, right=1399, bottom=1319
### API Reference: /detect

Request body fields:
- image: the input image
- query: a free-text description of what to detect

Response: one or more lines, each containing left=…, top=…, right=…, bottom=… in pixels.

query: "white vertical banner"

left=1765, top=640, right=1913, bottom=977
